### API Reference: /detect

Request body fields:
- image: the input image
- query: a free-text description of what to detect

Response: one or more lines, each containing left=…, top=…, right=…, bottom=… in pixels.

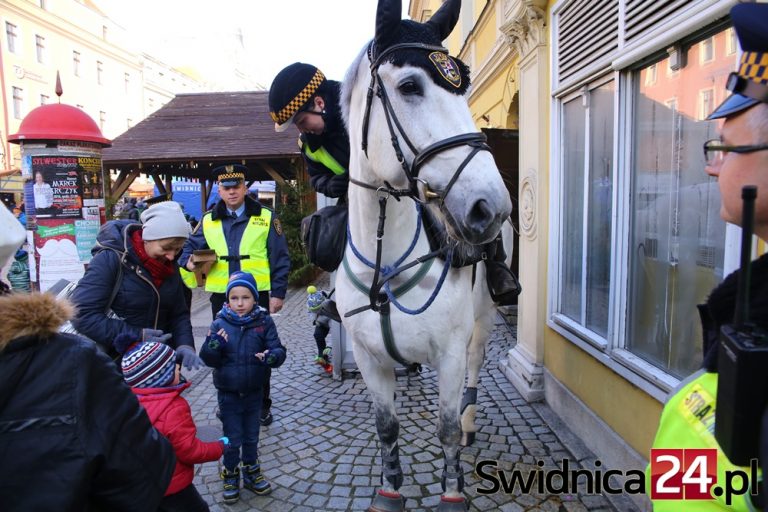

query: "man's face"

left=219, top=182, right=246, bottom=210
left=706, top=105, right=768, bottom=232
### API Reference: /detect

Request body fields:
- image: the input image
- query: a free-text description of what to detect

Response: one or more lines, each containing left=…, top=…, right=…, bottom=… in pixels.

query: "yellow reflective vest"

left=201, top=210, right=272, bottom=293
left=646, top=370, right=760, bottom=511
left=179, top=267, right=198, bottom=289
left=302, top=139, right=346, bottom=176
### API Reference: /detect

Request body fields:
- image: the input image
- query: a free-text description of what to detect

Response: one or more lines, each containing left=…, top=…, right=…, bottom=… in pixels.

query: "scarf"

left=217, top=303, right=263, bottom=326
left=130, top=229, right=175, bottom=288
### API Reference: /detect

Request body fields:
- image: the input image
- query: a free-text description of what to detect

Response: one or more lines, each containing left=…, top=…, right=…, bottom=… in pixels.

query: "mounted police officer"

left=179, top=164, right=290, bottom=426
left=268, top=62, right=520, bottom=305
left=647, top=4, right=768, bottom=510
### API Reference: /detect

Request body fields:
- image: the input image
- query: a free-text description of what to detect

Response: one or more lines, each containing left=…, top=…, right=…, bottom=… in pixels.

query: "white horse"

left=336, top=0, right=513, bottom=510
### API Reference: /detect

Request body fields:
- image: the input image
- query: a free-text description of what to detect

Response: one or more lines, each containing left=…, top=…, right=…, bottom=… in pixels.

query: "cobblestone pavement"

left=184, top=276, right=629, bottom=512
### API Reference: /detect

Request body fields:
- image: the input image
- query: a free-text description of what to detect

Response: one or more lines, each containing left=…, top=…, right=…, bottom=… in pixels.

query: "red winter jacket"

left=133, top=381, right=224, bottom=495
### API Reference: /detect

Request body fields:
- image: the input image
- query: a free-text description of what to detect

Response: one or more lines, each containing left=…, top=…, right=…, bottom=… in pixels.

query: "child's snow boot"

left=220, top=466, right=240, bottom=503
left=242, top=461, right=272, bottom=495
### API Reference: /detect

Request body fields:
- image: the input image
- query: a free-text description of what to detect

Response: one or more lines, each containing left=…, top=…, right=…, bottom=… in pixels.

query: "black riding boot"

left=484, top=235, right=521, bottom=306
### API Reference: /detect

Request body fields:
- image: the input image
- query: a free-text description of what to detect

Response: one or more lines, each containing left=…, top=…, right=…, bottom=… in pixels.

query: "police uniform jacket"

left=179, top=195, right=290, bottom=299
left=301, top=81, right=350, bottom=197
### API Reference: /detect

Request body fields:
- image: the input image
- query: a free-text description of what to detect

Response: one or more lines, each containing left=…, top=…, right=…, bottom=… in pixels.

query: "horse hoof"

left=368, top=490, right=405, bottom=512
left=460, top=431, right=476, bottom=447
left=437, top=495, right=468, bottom=511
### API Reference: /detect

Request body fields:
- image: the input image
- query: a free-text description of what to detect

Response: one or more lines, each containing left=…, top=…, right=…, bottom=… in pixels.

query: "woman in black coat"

left=0, top=288, right=176, bottom=511
left=71, top=201, right=203, bottom=369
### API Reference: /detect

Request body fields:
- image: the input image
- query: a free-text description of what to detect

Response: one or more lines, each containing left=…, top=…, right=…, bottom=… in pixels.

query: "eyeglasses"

left=703, top=139, right=768, bottom=167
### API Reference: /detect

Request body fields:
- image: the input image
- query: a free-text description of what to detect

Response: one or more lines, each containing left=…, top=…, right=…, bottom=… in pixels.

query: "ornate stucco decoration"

left=500, top=0, right=547, bottom=58
left=519, top=173, right=537, bottom=240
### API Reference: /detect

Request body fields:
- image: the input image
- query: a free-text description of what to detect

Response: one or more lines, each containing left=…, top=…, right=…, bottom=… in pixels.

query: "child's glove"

left=176, top=345, right=204, bottom=370
left=219, top=436, right=230, bottom=446
left=206, top=330, right=227, bottom=350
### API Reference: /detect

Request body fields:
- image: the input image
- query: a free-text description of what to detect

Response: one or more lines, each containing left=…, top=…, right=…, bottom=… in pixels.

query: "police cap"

left=213, top=164, right=246, bottom=187
left=268, top=62, right=326, bottom=132
left=708, top=3, right=768, bottom=120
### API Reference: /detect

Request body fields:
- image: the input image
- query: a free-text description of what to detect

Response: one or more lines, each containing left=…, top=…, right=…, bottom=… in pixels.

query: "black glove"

left=176, top=345, right=204, bottom=370
left=325, top=175, right=348, bottom=197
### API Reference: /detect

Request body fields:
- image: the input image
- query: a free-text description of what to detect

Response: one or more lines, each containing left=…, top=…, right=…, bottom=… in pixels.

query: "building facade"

left=0, top=0, right=203, bottom=205
left=410, top=0, right=755, bottom=509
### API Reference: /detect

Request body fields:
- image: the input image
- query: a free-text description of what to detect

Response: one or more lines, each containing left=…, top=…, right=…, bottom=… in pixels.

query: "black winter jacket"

left=0, top=292, right=175, bottom=511
left=301, top=80, right=350, bottom=198
left=70, top=220, right=194, bottom=352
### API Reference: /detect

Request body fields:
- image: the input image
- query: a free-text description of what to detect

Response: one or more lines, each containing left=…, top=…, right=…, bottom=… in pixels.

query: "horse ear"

left=375, top=0, right=401, bottom=52
left=425, top=0, right=461, bottom=41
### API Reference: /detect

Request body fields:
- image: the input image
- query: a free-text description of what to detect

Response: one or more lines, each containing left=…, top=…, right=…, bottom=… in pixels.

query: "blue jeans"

left=218, top=389, right=263, bottom=471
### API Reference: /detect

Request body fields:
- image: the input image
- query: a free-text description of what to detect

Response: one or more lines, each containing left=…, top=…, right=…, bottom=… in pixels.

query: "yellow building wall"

left=545, top=329, right=663, bottom=456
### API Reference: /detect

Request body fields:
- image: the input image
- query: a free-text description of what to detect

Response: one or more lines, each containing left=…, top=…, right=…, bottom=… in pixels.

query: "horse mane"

left=340, top=41, right=370, bottom=131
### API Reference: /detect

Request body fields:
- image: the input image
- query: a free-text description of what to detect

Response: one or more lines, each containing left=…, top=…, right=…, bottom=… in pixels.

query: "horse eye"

left=398, top=80, right=421, bottom=96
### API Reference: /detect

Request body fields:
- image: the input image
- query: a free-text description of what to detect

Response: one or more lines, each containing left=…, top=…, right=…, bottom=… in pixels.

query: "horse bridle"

left=353, top=42, right=492, bottom=204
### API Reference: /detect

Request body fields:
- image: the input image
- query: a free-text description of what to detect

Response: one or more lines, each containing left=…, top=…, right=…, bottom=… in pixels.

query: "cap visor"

left=707, top=93, right=760, bottom=120
left=218, top=179, right=242, bottom=187
left=274, top=114, right=296, bottom=133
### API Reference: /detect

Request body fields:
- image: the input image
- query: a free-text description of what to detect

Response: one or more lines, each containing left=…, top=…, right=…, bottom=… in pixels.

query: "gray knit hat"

left=140, top=201, right=191, bottom=241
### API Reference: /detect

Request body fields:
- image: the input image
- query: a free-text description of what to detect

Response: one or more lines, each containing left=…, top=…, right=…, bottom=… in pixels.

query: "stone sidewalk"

left=184, top=276, right=633, bottom=512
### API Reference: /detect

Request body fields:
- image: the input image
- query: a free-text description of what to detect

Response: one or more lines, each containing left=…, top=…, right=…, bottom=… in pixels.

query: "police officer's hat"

left=145, top=193, right=170, bottom=206
left=213, top=164, right=247, bottom=187
left=268, top=62, right=326, bottom=132
left=708, top=3, right=768, bottom=120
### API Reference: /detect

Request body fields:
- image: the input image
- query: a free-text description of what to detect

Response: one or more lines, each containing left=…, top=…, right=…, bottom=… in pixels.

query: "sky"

left=97, top=0, right=411, bottom=89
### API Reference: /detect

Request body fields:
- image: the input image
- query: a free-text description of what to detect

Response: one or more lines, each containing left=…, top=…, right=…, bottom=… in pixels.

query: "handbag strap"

left=104, top=254, right=124, bottom=314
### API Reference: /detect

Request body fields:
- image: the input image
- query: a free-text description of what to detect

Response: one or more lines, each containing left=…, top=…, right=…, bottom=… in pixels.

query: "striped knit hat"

left=121, top=340, right=177, bottom=388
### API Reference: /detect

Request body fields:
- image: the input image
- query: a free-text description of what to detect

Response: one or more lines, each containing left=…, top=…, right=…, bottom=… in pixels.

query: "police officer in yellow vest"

left=647, top=4, right=768, bottom=510
left=269, top=62, right=521, bottom=305
left=179, top=164, right=290, bottom=425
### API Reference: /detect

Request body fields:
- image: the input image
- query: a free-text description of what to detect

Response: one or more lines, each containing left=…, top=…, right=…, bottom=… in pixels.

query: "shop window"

left=627, top=29, right=735, bottom=378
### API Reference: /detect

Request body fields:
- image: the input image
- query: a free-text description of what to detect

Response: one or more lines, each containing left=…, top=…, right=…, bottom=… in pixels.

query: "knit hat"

left=307, top=285, right=324, bottom=312
left=140, top=201, right=191, bottom=241
left=120, top=339, right=177, bottom=388
left=269, top=62, right=326, bottom=132
left=226, top=271, right=258, bottom=299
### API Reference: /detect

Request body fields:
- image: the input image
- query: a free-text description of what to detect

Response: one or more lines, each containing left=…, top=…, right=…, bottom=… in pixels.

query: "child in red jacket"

left=115, top=334, right=226, bottom=512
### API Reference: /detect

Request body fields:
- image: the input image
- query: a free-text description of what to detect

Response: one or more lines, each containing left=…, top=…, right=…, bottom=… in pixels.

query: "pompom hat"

left=226, top=271, right=258, bottom=300
left=120, top=338, right=177, bottom=388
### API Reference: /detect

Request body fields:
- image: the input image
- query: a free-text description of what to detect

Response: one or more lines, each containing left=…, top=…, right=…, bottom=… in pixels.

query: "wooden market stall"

left=101, top=91, right=305, bottom=212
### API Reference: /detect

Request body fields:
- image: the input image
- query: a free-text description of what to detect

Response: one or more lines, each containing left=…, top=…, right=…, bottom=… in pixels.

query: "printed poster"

left=30, top=156, right=83, bottom=219
left=34, top=219, right=84, bottom=292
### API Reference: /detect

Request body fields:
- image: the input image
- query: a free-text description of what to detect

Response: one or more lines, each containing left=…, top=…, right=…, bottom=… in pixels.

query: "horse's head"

left=342, top=0, right=511, bottom=246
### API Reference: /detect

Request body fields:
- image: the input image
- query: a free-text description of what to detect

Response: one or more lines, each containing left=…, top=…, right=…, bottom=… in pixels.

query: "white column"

left=499, top=0, right=548, bottom=402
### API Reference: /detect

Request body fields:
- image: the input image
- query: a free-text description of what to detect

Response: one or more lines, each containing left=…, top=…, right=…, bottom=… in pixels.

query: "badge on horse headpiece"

left=428, top=52, right=462, bottom=89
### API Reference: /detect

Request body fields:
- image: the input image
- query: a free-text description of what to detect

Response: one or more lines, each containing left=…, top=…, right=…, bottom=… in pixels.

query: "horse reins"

left=345, top=42, right=493, bottom=368
left=354, top=42, right=492, bottom=205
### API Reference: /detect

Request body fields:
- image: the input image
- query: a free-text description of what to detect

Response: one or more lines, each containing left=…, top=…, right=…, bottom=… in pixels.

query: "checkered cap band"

left=122, top=341, right=176, bottom=388
left=270, top=68, right=326, bottom=125
left=739, top=52, right=768, bottom=86
left=218, top=172, right=245, bottom=182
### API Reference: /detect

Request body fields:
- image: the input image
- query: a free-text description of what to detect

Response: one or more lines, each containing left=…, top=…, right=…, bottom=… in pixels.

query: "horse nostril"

left=467, top=199, right=494, bottom=232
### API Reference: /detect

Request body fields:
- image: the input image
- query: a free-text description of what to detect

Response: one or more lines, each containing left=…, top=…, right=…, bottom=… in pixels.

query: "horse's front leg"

left=437, top=350, right=469, bottom=511
left=355, top=346, right=405, bottom=512
left=461, top=302, right=494, bottom=446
